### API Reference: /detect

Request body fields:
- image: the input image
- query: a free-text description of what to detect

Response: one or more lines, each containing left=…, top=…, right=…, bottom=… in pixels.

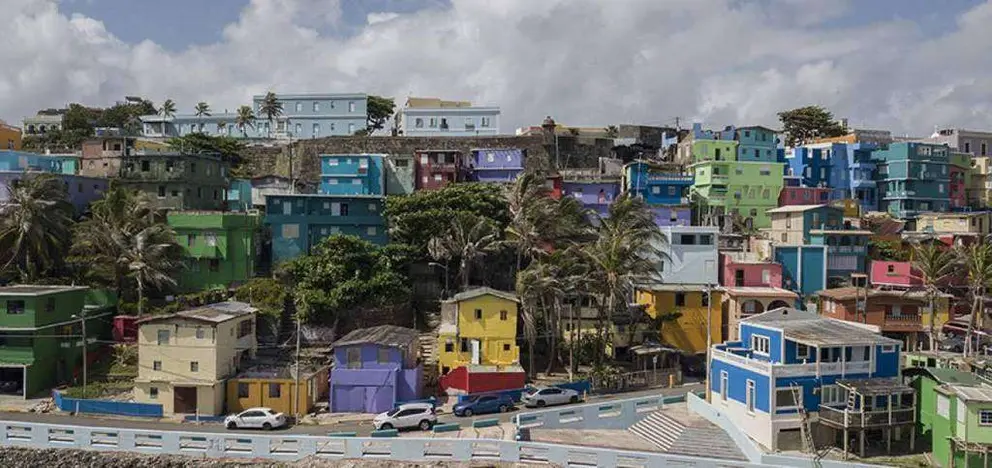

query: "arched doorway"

left=768, top=300, right=791, bottom=310
left=742, top=299, right=765, bottom=317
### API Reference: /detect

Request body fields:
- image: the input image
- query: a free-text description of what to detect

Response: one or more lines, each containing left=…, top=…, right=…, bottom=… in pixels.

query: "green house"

left=118, top=150, right=230, bottom=211
left=168, top=211, right=261, bottom=293
left=912, top=367, right=992, bottom=467
left=0, top=286, right=113, bottom=398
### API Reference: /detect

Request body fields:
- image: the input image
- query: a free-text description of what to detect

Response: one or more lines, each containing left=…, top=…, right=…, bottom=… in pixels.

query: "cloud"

left=2, top=0, right=992, bottom=137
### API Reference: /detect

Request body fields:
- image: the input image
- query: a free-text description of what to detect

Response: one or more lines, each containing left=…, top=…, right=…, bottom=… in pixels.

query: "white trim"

left=720, top=370, right=729, bottom=404
left=752, top=335, right=771, bottom=356
left=774, top=387, right=801, bottom=411
left=746, top=379, right=756, bottom=415
left=796, top=343, right=811, bottom=361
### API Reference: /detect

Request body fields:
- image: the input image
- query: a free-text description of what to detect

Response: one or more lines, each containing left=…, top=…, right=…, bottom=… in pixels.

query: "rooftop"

left=837, top=378, right=914, bottom=396
left=723, top=287, right=797, bottom=298
left=915, top=368, right=981, bottom=387
left=637, top=284, right=713, bottom=293
left=333, top=325, right=419, bottom=349
left=0, top=285, right=88, bottom=296
left=137, top=301, right=257, bottom=325
left=745, top=308, right=901, bottom=347
left=444, top=287, right=519, bottom=304
left=950, top=385, right=992, bottom=403
left=235, top=356, right=329, bottom=380
left=765, top=204, right=830, bottom=214
left=809, top=229, right=874, bottom=236
left=817, top=287, right=944, bottom=302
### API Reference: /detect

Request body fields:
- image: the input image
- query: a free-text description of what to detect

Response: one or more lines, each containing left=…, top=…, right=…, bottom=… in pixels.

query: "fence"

left=513, top=392, right=696, bottom=432
left=52, top=391, right=163, bottom=418
left=590, top=369, right=681, bottom=393
left=0, top=420, right=773, bottom=467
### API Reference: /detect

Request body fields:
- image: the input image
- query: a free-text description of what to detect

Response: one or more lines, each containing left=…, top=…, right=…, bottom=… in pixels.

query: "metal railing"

left=514, top=392, right=694, bottom=431
left=818, top=406, right=915, bottom=429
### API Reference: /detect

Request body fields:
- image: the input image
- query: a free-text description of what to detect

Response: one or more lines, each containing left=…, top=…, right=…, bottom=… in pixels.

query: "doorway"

left=174, top=386, right=198, bottom=414
left=734, top=269, right=745, bottom=287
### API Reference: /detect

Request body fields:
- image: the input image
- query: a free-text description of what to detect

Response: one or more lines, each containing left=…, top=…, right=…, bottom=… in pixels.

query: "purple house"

left=329, top=325, right=423, bottom=414
left=468, top=148, right=525, bottom=183
left=0, top=171, right=108, bottom=214
left=562, top=178, right=621, bottom=219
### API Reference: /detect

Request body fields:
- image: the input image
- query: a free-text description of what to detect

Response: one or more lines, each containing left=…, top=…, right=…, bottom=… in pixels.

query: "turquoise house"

left=773, top=244, right=827, bottom=298
left=319, top=154, right=385, bottom=196
left=265, top=194, right=388, bottom=264
left=873, top=142, right=951, bottom=220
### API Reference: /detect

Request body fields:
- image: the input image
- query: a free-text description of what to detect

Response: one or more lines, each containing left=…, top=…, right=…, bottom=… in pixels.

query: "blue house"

left=873, top=142, right=951, bottom=221
left=710, top=308, right=910, bottom=452
left=773, top=244, right=827, bottom=298
left=141, top=93, right=368, bottom=139
left=0, top=150, right=78, bottom=174
left=319, top=154, right=385, bottom=196
left=562, top=177, right=621, bottom=219
left=469, top=148, right=525, bottom=183
left=622, top=161, right=692, bottom=226
left=809, top=228, right=872, bottom=280
left=265, top=194, right=388, bottom=264
left=785, top=147, right=834, bottom=191
left=735, top=126, right=779, bottom=162
left=844, top=144, right=879, bottom=213
left=329, top=325, right=423, bottom=414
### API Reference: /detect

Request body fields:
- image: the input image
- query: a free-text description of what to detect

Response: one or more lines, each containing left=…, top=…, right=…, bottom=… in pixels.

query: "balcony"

left=775, top=360, right=872, bottom=378
left=851, top=179, right=876, bottom=189
left=882, top=314, right=923, bottom=332
left=883, top=190, right=916, bottom=199
left=647, top=174, right=693, bottom=183
left=828, top=246, right=867, bottom=255
left=710, top=175, right=730, bottom=185
left=818, top=406, right=915, bottom=429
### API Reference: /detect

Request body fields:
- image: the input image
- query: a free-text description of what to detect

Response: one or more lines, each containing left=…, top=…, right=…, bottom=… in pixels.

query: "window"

left=346, top=347, right=361, bottom=369
left=503, top=343, right=511, bottom=351
left=444, top=341, right=453, bottom=353
left=675, top=292, right=686, bottom=307
left=208, top=259, right=220, bottom=272
left=157, top=186, right=166, bottom=198
left=959, top=399, right=967, bottom=423
left=939, top=184, right=945, bottom=194
left=465, top=117, right=475, bottom=130
left=980, top=410, right=992, bottom=426
left=821, top=385, right=848, bottom=406
left=749, top=208, right=758, bottom=217
left=776, top=388, right=798, bottom=408
left=746, top=380, right=756, bottom=414
left=781, top=233, right=788, bottom=242
left=157, top=330, right=169, bottom=345
left=881, top=345, right=895, bottom=353
left=679, top=234, right=696, bottom=245
left=295, top=123, right=302, bottom=135
left=348, top=123, right=355, bottom=134
left=701, top=292, right=709, bottom=306
left=295, top=102, right=303, bottom=112
left=460, top=338, right=469, bottom=352
left=313, top=123, right=320, bottom=137
left=760, top=166, right=771, bottom=176
left=433, top=173, right=443, bottom=182
left=481, top=117, right=492, bottom=127
left=238, top=383, right=249, bottom=398
left=377, top=348, right=390, bottom=364
left=415, top=118, right=424, bottom=128
left=475, top=309, right=483, bottom=320
left=752, top=335, right=770, bottom=355
left=313, top=101, right=320, bottom=112
left=141, top=160, right=150, bottom=172
left=153, top=361, right=162, bottom=371
left=486, top=152, right=495, bottom=163
left=984, top=143, right=988, bottom=156
left=720, top=371, right=728, bottom=402
left=190, top=162, right=196, bottom=174
left=699, top=234, right=713, bottom=245
left=341, top=203, right=349, bottom=216
left=735, top=166, right=743, bottom=175
left=500, top=310, right=508, bottom=321
left=195, top=328, right=205, bottom=339
left=150, top=387, right=159, bottom=399
left=796, top=343, right=810, bottom=360
left=429, top=118, right=437, bottom=128
left=761, top=269, right=771, bottom=285
left=269, top=383, right=281, bottom=398
left=936, top=394, right=950, bottom=418
left=190, top=361, right=199, bottom=372
left=369, top=203, right=378, bottom=212
left=366, top=226, right=377, bottom=236
left=349, top=101, right=356, bottom=112
left=171, top=189, right=179, bottom=197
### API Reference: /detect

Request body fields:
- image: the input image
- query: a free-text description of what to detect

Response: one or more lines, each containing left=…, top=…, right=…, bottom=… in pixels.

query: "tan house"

left=133, top=302, right=257, bottom=415
left=914, top=212, right=992, bottom=236
left=763, top=204, right=844, bottom=245
left=722, top=287, right=798, bottom=341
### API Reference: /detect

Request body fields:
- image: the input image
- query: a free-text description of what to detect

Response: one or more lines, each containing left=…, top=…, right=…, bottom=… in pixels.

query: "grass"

left=59, top=352, right=138, bottom=400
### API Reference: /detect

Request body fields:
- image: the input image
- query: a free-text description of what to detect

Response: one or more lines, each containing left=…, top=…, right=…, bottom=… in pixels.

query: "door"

left=471, top=340, right=481, bottom=365
left=174, top=386, right=198, bottom=414
left=735, top=269, right=745, bottom=287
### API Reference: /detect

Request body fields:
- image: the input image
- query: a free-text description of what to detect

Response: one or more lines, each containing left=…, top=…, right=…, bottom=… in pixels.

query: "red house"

left=719, top=252, right=784, bottom=288
left=778, top=186, right=833, bottom=207
left=414, top=150, right=464, bottom=190
left=439, top=365, right=526, bottom=395
left=869, top=261, right=922, bottom=289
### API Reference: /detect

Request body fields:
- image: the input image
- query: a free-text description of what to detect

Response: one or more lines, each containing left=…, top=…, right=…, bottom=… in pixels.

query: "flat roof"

left=837, top=378, right=913, bottom=396
left=745, top=308, right=900, bottom=347
left=0, top=285, right=88, bottom=296
left=817, top=287, right=945, bottom=302
left=333, top=325, right=419, bottom=349
left=765, top=204, right=830, bottom=214
left=723, top=287, right=798, bottom=298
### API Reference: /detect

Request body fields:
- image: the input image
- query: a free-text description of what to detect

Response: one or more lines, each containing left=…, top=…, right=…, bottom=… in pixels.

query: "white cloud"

left=2, top=0, right=992, bottom=136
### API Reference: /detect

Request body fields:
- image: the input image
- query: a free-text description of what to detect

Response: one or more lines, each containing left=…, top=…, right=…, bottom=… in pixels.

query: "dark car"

left=452, top=394, right=515, bottom=417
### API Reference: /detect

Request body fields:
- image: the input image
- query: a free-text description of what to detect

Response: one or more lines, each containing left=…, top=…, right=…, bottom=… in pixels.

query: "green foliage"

left=20, top=97, right=156, bottom=151
left=194, top=102, right=211, bottom=117
left=777, top=105, right=847, bottom=147
left=259, top=92, right=283, bottom=137
left=236, top=105, right=256, bottom=137
left=868, top=239, right=909, bottom=261
left=284, top=235, right=411, bottom=327
left=604, top=125, right=619, bottom=138
left=233, top=277, right=289, bottom=318
left=166, top=133, right=245, bottom=168
left=160, top=99, right=177, bottom=117
left=385, top=183, right=509, bottom=253
left=99, top=98, right=156, bottom=132
left=0, top=173, right=75, bottom=282
left=366, top=95, right=396, bottom=134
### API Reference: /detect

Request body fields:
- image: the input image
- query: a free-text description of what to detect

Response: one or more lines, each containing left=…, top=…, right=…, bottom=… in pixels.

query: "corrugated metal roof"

left=444, top=287, right=519, bottom=304
left=723, top=287, right=798, bottom=298
left=137, top=301, right=256, bottom=325
left=765, top=204, right=829, bottom=214
left=333, top=325, right=419, bottom=349
left=745, top=308, right=900, bottom=346
left=921, top=368, right=982, bottom=386
left=951, top=385, right=992, bottom=403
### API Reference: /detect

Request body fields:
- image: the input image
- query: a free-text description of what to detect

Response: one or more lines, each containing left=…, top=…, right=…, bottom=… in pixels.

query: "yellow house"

left=0, top=121, right=21, bottom=150
left=636, top=285, right=723, bottom=355
left=133, top=302, right=257, bottom=415
left=436, top=287, right=520, bottom=375
left=227, top=362, right=330, bottom=416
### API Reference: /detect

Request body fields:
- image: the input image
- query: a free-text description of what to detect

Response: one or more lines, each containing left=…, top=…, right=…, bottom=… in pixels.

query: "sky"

left=4, top=0, right=992, bottom=136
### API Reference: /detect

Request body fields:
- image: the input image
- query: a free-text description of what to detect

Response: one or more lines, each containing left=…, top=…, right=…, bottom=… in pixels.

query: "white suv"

left=373, top=403, right=437, bottom=431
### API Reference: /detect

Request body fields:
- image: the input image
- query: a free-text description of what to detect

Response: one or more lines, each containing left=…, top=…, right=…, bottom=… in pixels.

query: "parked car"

left=520, top=387, right=580, bottom=408
left=224, top=407, right=288, bottom=430
left=373, top=402, right=437, bottom=431
left=453, top=394, right=515, bottom=417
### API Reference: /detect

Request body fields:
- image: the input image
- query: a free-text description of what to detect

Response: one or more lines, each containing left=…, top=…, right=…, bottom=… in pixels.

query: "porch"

left=817, top=378, right=916, bottom=459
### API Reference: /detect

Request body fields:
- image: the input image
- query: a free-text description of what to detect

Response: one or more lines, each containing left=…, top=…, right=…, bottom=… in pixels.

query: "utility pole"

left=294, top=313, right=302, bottom=420
left=705, top=283, right=713, bottom=402
left=79, top=310, right=88, bottom=399
left=289, top=134, right=295, bottom=194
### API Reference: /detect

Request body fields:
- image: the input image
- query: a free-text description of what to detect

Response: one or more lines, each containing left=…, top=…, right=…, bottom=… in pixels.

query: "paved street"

left=0, top=383, right=704, bottom=437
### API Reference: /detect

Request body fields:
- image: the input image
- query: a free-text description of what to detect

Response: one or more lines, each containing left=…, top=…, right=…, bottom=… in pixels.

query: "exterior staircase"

left=628, top=405, right=745, bottom=461
left=418, top=330, right=439, bottom=391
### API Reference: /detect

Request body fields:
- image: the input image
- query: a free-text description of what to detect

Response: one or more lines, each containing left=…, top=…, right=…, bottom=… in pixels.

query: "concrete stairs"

left=628, top=405, right=746, bottom=461
left=419, top=330, right=439, bottom=391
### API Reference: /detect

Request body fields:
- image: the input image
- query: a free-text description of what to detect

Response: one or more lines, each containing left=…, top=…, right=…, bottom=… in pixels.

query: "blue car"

left=452, top=394, right=515, bottom=417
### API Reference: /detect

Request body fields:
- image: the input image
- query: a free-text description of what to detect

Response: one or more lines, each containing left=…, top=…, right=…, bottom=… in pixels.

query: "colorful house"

left=690, top=157, right=785, bottom=229
left=773, top=244, right=828, bottom=298
left=118, top=150, right=230, bottom=211
left=167, top=211, right=261, bottom=292
left=912, top=367, right=992, bottom=467
left=636, top=285, right=722, bottom=354
left=777, top=185, right=833, bottom=207
left=0, top=286, right=113, bottom=398
left=622, top=160, right=693, bottom=226
left=133, top=302, right=257, bottom=415
left=0, top=171, right=109, bottom=215
left=399, top=97, right=500, bottom=137
left=469, top=148, right=525, bottom=183
left=764, top=204, right=845, bottom=245
left=914, top=211, right=992, bottom=237
left=436, top=288, right=523, bottom=393
left=735, top=126, right=779, bottom=162
left=328, top=325, right=422, bottom=414
left=414, top=150, right=466, bottom=190
left=869, top=260, right=923, bottom=289
left=718, top=252, right=797, bottom=341
left=873, top=142, right=952, bottom=222
left=227, top=360, right=330, bottom=416
left=808, top=228, right=872, bottom=280
left=969, top=157, right=992, bottom=208
left=818, top=287, right=951, bottom=351
left=319, top=154, right=386, bottom=196
left=561, top=176, right=621, bottom=219
left=265, top=193, right=387, bottom=263
left=0, top=121, right=21, bottom=150
left=710, top=308, right=911, bottom=453
left=0, top=150, right=79, bottom=174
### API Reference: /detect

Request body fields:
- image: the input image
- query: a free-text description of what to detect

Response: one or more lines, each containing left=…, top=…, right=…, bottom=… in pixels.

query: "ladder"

left=790, top=383, right=822, bottom=468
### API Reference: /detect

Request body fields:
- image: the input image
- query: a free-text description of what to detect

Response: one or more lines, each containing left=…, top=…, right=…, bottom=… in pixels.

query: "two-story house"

left=436, top=288, right=524, bottom=394
left=710, top=308, right=913, bottom=456
left=0, top=286, right=113, bottom=398
left=118, top=149, right=230, bottom=211
left=912, top=368, right=992, bottom=467
left=328, top=325, right=422, bottom=413
left=561, top=175, right=622, bottom=219
left=818, top=286, right=951, bottom=352
left=413, top=150, right=465, bottom=190
left=398, top=97, right=500, bottom=137
left=622, top=160, right=693, bottom=226
left=265, top=193, right=388, bottom=263
left=764, top=204, right=845, bottom=245
left=167, top=211, right=261, bottom=292
left=468, top=148, right=525, bottom=184
left=718, top=252, right=798, bottom=341
left=133, top=302, right=257, bottom=415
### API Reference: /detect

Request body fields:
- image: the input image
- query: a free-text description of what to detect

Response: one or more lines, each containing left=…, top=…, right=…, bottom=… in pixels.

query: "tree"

left=166, top=133, right=246, bottom=168
left=911, top=242, right=957, bottom=350
left=259, top=91, right=283, bottom=137
left=428, top=214, right=501, bottom=291
left=160, top=99, right=177, bottom=118
left=235, top=106, right=256, bottom=137
left=960, top=241, right=992, bottom=357
left=126, top=224, right=183, bottom=316
left=604, top=125, right=619, bottom=138
left=194, top=102, right=211, bottom=117
left=385, top=183, right=509, bottom=254
left=99, top=98, right=156, bottom=129
left=366, top=95, right=396, bottom=134
left=0, top=174, right=74, bottom=282
left=777, top=105, right=846, bottom=147
left=504, top=172, right=554, bottom=272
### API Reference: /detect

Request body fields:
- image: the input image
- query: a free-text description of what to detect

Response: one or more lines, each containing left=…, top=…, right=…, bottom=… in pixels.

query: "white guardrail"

left=0, top=420, right=771, bottom=467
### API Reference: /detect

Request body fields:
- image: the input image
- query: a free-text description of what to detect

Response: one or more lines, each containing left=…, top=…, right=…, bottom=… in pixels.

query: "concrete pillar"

left=859, top=430, right=865, bottom=458
left=843, top=429, right=849, bottom=460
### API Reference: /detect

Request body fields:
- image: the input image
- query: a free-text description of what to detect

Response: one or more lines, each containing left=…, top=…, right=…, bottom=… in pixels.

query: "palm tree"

left=235, top=106, right=256, bottom=137
left=194, top=102, right=211, bottom=117
left=428, top=214, right=500, bottom=291
left=125, top=223, right=183, bottom=316
left=259, top=91, right=283, bottom=138
left=911, top=242, right=957, bottom=350
left=160, top=99, right=176, bottom=118
left=504, top=172, right=553, bottom=271
left=217, top=121, right=227, bottom=136
left=0, top=174, right=74, bottom=282
left=961, top=241, right=992, bottom=356
left=604, top=125, right=619, bottom=138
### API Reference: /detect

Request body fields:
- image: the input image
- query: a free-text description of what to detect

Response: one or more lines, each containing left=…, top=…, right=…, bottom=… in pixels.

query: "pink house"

left=870, top=261, right=922, bottom=288
left=778, top=186, right=833, bottom=207
left=719, top=253, right=784, bottom=288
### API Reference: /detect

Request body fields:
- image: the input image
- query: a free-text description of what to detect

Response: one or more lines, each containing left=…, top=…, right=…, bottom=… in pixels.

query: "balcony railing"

left=646, top=174, right=693, bottom=183
left=711, top=347, right=771, bottom=373
left=818, top=405, right=915, bottom=429
left=827, top=246, right=867, bottom=254
left=710, top=175, right=729, bottom=184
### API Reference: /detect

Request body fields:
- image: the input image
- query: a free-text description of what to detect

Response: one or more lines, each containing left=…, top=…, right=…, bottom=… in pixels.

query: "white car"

left=521, top=387, right=581, bottom=408
left=373, top=403, right=437, bottom=431
left=225, top=407, right=288, bottom=430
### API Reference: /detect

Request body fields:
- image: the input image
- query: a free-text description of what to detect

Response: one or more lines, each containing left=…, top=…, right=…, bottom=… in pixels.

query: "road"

left=0, top=383, right=704, bottom=437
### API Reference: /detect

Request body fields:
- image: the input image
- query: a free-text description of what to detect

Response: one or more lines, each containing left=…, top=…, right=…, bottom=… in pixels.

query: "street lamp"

left=70, top=311, right=87, bottom=400
left=428, top=262, right=450, bottom=298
